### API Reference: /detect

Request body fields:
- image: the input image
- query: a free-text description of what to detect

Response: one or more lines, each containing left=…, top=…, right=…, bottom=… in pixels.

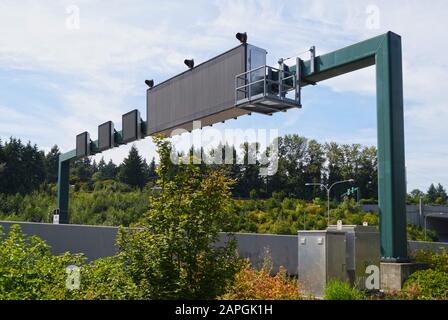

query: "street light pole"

left=327, top=188, right=331, bottom=226
left=306, top=179, right=354, bottom=226
left=303, top=210, right=306, bottom=230
left=424, top=214, right=427, bottom=241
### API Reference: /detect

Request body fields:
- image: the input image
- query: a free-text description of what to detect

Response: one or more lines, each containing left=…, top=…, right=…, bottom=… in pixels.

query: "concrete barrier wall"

left=218, top=233, right=298, bottom=274
left=360, top=204, right=448, bottom=226
left=0, top=221, right=119, bottom=261
left=1, top=221, right=447, bottom=275
left=408, top=240, right=448, bottom=254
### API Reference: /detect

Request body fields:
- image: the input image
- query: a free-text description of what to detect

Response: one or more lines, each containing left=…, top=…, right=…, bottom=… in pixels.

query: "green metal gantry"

left=57, top=31, right=408, bottom=261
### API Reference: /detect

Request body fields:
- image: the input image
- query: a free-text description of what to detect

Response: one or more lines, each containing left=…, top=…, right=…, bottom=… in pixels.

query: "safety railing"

left=235, top=65, right=298, bottom=106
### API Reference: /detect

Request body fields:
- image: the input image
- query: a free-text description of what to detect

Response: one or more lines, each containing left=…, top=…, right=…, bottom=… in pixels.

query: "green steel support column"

left=375, top=33, right=408, bottom=261
left=291, top=31, right=408, bottom=260
left=57, top=158, right=70, bottom=224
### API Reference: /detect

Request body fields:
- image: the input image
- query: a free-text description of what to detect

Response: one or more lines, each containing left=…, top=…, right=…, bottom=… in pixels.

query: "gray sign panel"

left=147, top=45, right=250, bottom=136
left=98, top=121, right=114, bottom=151
left=122, top=109, right=141, bottom=143
left=76, top=132, right=90, bottom=158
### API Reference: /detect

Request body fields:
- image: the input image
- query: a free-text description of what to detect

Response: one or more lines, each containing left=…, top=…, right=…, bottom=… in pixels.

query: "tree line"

left=0, top=135, right=446, bottom=205
left=0, top=138, right=157, bottom=194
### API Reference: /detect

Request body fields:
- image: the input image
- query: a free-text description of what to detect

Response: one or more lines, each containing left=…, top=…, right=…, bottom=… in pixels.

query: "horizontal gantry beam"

left=57, top=32, right=408, bottom=261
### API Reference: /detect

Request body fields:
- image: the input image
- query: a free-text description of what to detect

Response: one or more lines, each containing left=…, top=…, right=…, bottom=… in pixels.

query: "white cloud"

left=0, top=0, right=447, bottom=191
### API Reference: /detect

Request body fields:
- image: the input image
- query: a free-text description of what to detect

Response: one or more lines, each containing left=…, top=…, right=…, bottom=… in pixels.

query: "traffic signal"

left=342, top=187, right=359, bottom=198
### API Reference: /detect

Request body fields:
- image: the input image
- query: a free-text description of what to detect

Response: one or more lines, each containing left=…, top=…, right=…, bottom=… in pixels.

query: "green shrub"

left=117, top=136, right=242, bottom=300
left=413, top=248, right=448, bottom=272
left=73, top=257, right=141, bottom=300
left=0, top=225, right=144, bottom=300
left=220, top=260, right=301, bottom=300
left=404, top=269, right=448, bottom=300
left=323, top=280, right=366, bottom=300
left=407, top=225, right=438, bottom=242
left=0, top=225, right=84, bottom=300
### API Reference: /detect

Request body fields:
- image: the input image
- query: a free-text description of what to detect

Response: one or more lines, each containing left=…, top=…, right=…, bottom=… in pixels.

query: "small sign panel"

left=76, top=132, right=90, bottom=158
left=122, top=110, right=141, bottom=144
left=53, top=214, right=60, bottom=224
left=98, top=121, right=114, bottom=151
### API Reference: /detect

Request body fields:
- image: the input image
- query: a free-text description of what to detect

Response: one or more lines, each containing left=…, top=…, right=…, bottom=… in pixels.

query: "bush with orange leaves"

left=219, top=259, right=302, bottom=300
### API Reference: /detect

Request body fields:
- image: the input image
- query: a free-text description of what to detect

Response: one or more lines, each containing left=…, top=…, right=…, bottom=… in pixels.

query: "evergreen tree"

left=408, top=189, right=424, bottom=204
left=1, top=138, right=23, bottom=193
left=141, top=159, right=151, bottom=185
left=325, top=142, right=345, bottom=196
left=147, top=157, right=157, bottom=183
left=97, top=157, right=106, bottom=172
left=102, top=159, right=118, bottom=180
left=45, top=145, right=60, bottom=183
left=216, top=143, right=242, bottom=197
left=118, top=145, right=146, bottom=188
left=0, top=138, right=46, bottom=194
left=304, top=139, right=325, bottom=200
left=436, top=183, right=447, bottom=204
left=234, top=142, right=263, bottom=198
left=21, top=142, right=46, bottom=193
left=0, top=139, right=5, bottom=192
left=91, top=159, right=99, bottom=174
left=0, top=139, right=4, bottom=169
left=427, top=184, right=438, bottom=203
left=357, top=146, right=378, bottom=200
left=72, top=157, right=93, bottom=182
left=268, top=135, right=308, bottom=198
left=0, top=133, right=386, bottom=203
left=93, top=158, right=118, bottom=181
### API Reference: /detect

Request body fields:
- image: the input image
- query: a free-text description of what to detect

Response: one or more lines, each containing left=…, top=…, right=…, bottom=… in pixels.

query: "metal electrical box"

left=298, top=230, right=347, bottom=298
left=146, top=44, right=266, bottom=136
left=327, top=225, right=380, bottom=289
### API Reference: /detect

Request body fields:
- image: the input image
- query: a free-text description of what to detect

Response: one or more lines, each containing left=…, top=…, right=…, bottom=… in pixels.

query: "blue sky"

left=0, top=0, right=447, bottom=191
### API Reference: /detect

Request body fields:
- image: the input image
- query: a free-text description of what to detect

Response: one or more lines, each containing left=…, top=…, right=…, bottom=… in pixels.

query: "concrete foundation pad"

left=380, top=262, right=427, bottom=291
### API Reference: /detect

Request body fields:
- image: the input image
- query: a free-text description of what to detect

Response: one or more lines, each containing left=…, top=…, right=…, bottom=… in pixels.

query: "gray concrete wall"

left=408, top=240, right=448, bottom=254
left=1, top=221, right=447, bottom=275
left=361, top=204, right=448, bottom=241
left=218, top=233, right=298, bottom=274
left=361, top=204, right=421, bottom=225
left=0, top=221, right=118, bottom=261
left=361, top=204, right=448, bottom=224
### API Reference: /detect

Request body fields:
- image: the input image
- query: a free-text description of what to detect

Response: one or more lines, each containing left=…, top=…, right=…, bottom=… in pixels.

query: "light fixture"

left=235, top=32, right=247, bottom=44
left=184, top=59, right=194, bottom=69
left=145, top=79, right=154, bottom=88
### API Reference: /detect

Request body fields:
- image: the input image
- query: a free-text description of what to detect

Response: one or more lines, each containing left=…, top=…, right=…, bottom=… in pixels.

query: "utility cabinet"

left=298, top=230, right=347, bottom=298
left=327, top=225, right=380, bottom=289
